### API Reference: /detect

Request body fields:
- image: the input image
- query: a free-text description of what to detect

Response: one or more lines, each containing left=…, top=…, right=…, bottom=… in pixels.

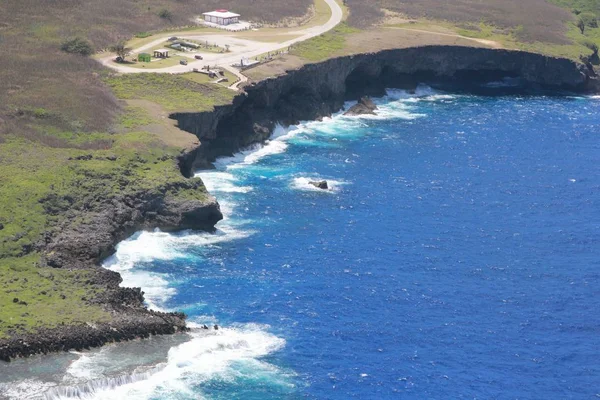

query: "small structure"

left=138, top=53, right=151, bottom=62
left=153, top=49, right=169, bottom=58
left=203, top=10, right=240, bottom=25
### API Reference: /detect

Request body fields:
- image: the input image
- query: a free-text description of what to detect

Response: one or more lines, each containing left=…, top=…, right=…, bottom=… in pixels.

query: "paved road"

left=100, top=0, right=343, bottom=78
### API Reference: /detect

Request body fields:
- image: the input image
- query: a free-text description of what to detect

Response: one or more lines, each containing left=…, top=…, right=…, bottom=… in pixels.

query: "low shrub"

left=60, top=37, right=94, bottom=56
left=158, top=9, right=173, bottom=20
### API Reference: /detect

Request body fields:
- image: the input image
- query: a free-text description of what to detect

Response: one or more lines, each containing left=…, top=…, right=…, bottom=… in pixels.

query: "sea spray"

left=41, top=325, right=289, bottom=400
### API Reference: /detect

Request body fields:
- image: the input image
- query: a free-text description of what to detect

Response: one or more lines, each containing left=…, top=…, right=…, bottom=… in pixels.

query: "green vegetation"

left=118, top=106, right=155, bottom=129
left=158, top=9, right=173, bottom=21
left=550, top=0, right=600, bottom=16
left=109, top=41, right=133, bottom=60
left=291, top=23, right=359, bottom=61
left=105, top=73, right=235, bottom=112
left=0, top=123, right=211, bottom=338
left=344, top=0, right=600, bottom=61
left=0, top=255, right=110, bottom=338
left=60, top=37, right=95, bottom=56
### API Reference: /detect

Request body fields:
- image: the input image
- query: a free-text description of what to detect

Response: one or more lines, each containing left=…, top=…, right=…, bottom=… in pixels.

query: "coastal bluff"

left=175, top=45, right=599, bottom=173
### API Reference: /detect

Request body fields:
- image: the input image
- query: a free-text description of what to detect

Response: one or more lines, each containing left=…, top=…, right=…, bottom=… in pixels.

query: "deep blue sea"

left=2, top=87, right=599, bottom=400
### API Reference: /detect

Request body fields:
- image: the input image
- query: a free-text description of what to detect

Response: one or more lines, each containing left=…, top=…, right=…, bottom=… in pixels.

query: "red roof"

left=216, top=9, right=228, bottom=12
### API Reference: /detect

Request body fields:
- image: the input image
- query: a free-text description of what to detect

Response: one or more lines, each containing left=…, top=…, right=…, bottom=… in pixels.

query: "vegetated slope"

left=0, top=0, right=309, bottom=342
left=344, top=0, right=600, bottom=61
left=0, top=0, right=311, bottom=136
left=345, top=0, right=571, bottom=42
left=379, top=0, right=573, bottom=44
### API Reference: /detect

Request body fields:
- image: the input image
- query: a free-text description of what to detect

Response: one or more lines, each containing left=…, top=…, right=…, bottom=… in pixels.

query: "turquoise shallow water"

left=2, top=87, right=599, bottom=400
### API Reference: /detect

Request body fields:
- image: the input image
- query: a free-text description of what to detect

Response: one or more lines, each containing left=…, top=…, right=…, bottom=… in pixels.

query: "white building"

left=202, top=10, right=240, bottom=26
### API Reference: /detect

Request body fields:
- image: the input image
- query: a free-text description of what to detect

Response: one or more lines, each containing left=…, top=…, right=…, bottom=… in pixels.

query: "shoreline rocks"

left=344, top=96, right=378, bottom=116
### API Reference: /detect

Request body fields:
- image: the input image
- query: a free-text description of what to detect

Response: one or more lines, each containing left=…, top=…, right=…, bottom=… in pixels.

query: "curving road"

left=100, top=0, right=343, bottom=80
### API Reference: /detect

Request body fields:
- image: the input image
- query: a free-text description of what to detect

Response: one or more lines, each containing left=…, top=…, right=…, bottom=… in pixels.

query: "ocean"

left=1, top=86, right=599, bottom=399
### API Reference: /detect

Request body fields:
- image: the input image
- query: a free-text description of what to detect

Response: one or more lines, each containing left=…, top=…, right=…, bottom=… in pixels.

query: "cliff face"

left=175, top=46, right=598, bottom=173
left=42, top=180, right=223, bottom=270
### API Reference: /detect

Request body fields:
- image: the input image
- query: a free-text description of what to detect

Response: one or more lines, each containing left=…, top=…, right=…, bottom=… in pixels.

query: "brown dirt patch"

left=127, top=100, right=200, bottom=150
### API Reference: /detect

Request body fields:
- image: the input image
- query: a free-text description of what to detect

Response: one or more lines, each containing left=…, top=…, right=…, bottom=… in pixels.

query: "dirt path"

left=387, top=27, right=503, bottom=48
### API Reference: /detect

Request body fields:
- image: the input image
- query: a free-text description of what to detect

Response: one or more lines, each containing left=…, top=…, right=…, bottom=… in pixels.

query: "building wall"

left=204, top=15, right=239, bottom=25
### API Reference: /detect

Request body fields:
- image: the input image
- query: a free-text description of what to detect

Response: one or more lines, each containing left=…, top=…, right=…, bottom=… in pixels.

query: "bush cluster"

left=60, top=37, right=94, bottom=56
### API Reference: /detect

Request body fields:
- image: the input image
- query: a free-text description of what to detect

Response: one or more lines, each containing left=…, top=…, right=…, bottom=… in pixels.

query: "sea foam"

left=43, top=324, right=288, bottom=400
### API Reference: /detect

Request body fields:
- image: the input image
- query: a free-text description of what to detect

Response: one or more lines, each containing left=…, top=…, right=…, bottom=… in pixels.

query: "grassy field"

left=288, top=0, right=600, bottom=63
left=0, top=255, right=110, bottom=339
left=105, top=73, right=235, bottom=112
left=381, top=18, right=600, bottom=61
left=291, top=23, right=360, bottom=61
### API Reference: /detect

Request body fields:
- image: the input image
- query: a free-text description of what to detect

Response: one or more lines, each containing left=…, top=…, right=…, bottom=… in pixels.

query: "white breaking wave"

left=43, top=324, right=288, bottom=400
left=213, top=124, right=302, bottom=170
left=103, top=225, right=253, bottom=312
left=340, top=86, right=452, bottom=121
left=0, top=379, right=58, bottom=400
left=199, top=171, right=253, bottom=194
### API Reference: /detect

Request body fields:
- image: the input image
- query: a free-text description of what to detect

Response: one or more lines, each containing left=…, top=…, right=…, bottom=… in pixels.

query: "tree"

left=158, top=9, right=173, bottom=21
left=61, top=37, right=94, bottom=56
left=580, top=12, right=598, bottom=29
left=577, top=17, right=586, bottom=34
left=109, top=41, right=132, bottom=61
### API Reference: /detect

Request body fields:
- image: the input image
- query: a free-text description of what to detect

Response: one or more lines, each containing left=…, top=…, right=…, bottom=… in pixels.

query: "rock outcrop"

left=309, top=180, right=329, bottom=190
left=344, top=96, right=378, bottom=116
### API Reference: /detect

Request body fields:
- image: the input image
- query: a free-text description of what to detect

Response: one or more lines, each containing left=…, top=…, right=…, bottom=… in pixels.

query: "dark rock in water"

left=214, top=325, right=219, bottom=330
left=344, top=96, right=378, bottom=116
left=309, top=180, right=329, bottom=190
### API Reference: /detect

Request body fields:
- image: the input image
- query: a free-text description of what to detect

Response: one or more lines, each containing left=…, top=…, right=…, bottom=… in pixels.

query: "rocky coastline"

left=0, top=180, right=222, bottom=361
left=2, top=45, right=597, bottom=362
left=175, top=46, right=599, bottom=174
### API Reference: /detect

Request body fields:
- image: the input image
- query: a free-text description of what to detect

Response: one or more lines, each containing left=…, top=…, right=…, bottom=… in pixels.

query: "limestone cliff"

left=175, top=46, right=598, bottom=174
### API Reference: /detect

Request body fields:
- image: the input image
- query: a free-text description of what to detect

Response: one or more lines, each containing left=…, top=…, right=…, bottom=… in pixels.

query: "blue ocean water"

left=3, top=87, right=599, bottom=400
